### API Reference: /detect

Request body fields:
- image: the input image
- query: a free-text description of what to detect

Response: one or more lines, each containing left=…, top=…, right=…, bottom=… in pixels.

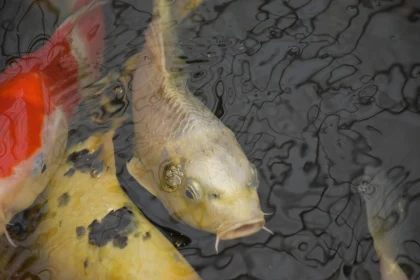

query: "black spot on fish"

left=67, top=145, right=104, bottom=178
left=84, top=258, right=89, bottom=268
left=113, top=235, right=128, bottom=249
left=8, top=201, right=49, bottom=241
left=41, top=164, right=47, bottom=173
left=76, top=226, right=86, bottom=239
left=59, top=221, right=63, bottom=227
left=58, top=193, right=70, bottom=207
left=87, top=207, right=136, bottom=247
left=90, top=161, right=104, bottom=178
left=143, top=231, right=151, bottom=241
left=64, top=168, right=75, bottom=177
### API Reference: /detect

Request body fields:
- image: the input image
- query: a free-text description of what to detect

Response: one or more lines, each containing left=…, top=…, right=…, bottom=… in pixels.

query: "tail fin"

left=144, top=0, right=203, bottom=73
left=56, top=0, right=107, bottom=31
left=52, top=0, right=107, bottom=81
left=42, top=0, right=107, bottom=113
left=133, top=0, right=202, bottom=93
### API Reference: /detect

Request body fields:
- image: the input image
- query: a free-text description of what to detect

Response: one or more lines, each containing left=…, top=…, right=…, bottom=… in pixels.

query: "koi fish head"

left=153, top=126, right=265, bottom=241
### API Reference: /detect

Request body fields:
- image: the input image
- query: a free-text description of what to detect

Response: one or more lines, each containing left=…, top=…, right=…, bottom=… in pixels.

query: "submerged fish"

left=0, top=1, right=105, bottom=244
left=0, top=120, right=200, bottom=280
left=358, top=166, right=414, bottom=280
left=127, top=0, right=271, bottom=252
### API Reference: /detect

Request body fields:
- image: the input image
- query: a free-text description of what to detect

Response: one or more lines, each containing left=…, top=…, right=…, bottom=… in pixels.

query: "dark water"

left=1, top=0, right=420, bottom=279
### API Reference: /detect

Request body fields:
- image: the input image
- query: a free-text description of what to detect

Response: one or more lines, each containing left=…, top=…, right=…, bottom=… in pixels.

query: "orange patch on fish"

left=0, top=0, right=106, bottom=179
left=0, top=72, right=51, bottom=178
left=0, top=0, right=107, bottom=245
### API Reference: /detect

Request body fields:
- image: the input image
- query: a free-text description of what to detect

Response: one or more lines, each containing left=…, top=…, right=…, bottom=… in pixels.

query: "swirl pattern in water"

left=0, top=0, right=419, bottom=279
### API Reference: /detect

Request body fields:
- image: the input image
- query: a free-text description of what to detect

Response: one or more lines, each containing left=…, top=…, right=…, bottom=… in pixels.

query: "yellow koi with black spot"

left=0, top=120, right=200, bottom=280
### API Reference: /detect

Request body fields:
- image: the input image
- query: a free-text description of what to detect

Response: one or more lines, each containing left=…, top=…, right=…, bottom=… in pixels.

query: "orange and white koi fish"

left=0, top=0, right=105, bottom=245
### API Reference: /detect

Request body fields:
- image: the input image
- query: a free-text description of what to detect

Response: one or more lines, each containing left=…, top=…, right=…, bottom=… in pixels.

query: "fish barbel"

left=127, top=0, right=271, bottom=252
left=0, top=0, right=105, bottom=244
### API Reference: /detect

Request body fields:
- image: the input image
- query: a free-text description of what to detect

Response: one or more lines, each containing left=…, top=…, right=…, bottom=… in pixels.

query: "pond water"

left=1, top=0, right=420, bottom=279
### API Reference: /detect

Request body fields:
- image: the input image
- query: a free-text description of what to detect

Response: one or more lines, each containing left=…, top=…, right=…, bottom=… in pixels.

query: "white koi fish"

left=127, top=0, right=272, bottom=252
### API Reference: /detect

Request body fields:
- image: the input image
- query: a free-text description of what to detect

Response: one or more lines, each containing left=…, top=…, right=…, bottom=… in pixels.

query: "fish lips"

left=217, top=218, right=265, bottom=240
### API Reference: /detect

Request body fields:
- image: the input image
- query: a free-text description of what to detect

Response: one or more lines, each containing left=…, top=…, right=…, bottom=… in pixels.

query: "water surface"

left=1, top=0, right=420, bottom=279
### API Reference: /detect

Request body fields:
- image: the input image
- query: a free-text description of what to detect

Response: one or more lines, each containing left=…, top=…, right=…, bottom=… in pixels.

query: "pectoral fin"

left=126, top=156, right=157, bottom=197
left=379, top=257, right=408, bottom=280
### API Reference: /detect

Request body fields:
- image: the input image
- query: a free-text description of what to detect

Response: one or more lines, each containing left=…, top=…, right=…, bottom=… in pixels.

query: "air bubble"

left=256, top=12, right=268, bottom=21
left=287, top=46, right=300, bottom=57
left=346, top=6, right=357, bottom=13
left=358, top=182, right=375, bottom=195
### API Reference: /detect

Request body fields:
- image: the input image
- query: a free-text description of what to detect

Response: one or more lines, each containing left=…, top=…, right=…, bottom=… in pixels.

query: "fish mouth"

left=217, top=219, right=265, bottom=240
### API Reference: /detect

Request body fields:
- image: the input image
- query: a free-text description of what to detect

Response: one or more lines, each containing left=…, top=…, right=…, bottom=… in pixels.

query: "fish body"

left=127, top=0, right=265, bottom=244
left=0, top=1, right=105, bottom=236
left=0, top=123, right=200, bottom=280
left=358, top=167, right=412, bottom=280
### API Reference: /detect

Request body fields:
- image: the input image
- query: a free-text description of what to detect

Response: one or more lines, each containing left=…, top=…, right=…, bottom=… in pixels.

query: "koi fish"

left=126, top=0, right=271, bottom=252
left=1, top=119, right=200, bottom=280
left=0, top=0, right=105, bottom=245
left=358, top=167, right=411, bottom=280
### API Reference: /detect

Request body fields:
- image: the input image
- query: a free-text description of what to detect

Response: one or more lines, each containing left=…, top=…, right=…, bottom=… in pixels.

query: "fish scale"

left=135, top=80, right=221, bottom=142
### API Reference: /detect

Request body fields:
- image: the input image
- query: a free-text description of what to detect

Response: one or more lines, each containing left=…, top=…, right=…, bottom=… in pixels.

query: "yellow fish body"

left=0, top=122, right=200, bottom=280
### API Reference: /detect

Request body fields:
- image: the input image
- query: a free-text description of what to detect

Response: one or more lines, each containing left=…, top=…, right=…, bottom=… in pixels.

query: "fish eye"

left=185, top=189, right=194, bottom=199
left=185, top=179, right=201, bottom=200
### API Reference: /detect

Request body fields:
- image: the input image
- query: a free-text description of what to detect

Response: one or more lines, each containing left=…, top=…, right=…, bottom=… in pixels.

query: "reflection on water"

left=1, top=0, right=420, bottom=279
